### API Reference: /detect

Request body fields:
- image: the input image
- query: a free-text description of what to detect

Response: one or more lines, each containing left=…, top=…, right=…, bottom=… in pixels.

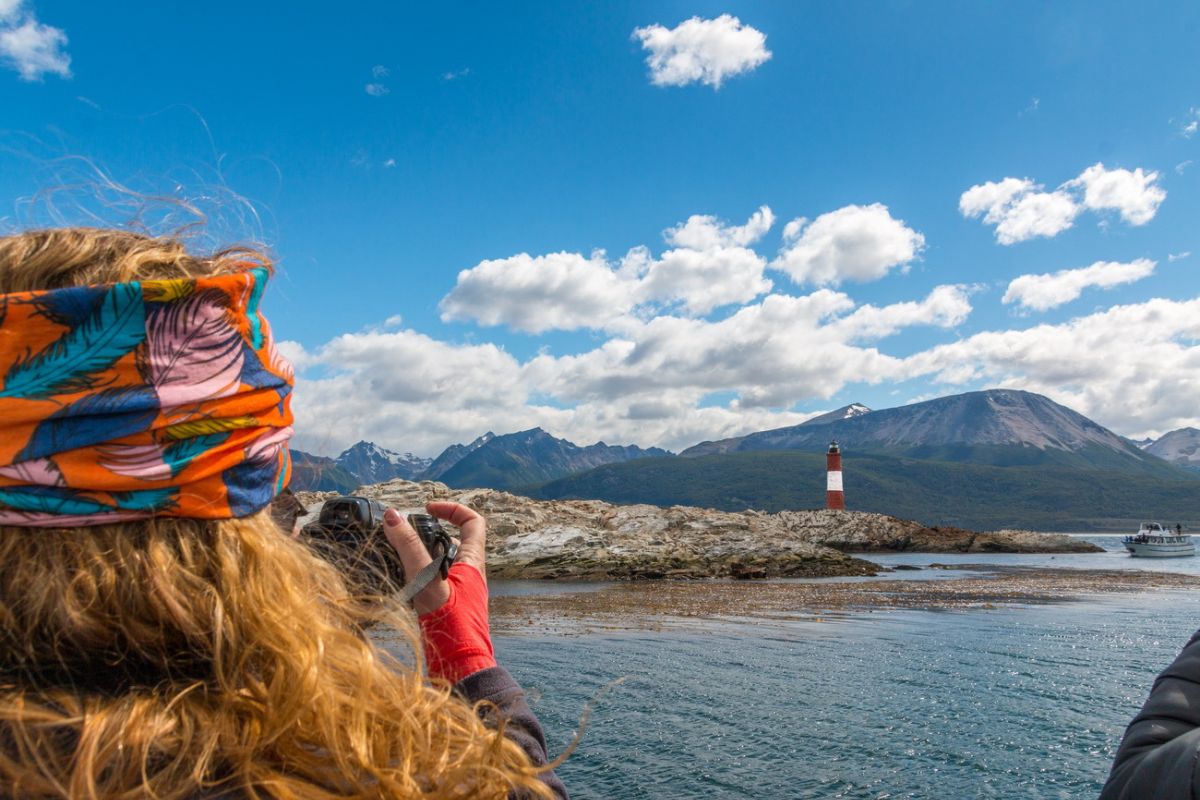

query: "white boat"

left=1123, top=522, right=1195, bottom=558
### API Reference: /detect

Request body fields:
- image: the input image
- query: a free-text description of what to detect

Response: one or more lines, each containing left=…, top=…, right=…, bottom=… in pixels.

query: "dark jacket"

left=458, top=666, right=569, bottom=799
left=1101, top=628, right=1200, bottom=799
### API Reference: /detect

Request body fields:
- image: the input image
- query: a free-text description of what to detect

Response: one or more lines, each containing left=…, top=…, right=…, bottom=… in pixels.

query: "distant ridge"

left=423, top=432, right=496, bottom=481
left=686, top=403, right=872, bottom=457
left=434, top=427, right=672, bottom=490
left=681, top=390, right=1175, bottom=475
left=1145, top=428, right=1200, bottom=472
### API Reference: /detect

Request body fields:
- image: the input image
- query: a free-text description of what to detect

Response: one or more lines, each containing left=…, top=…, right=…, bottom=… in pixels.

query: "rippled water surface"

left=496, top=579, right=1200, bottom=798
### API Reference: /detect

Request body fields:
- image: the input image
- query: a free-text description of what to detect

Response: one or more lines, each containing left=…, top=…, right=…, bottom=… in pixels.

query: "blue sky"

left=2, top=1, right=1198, bottom=456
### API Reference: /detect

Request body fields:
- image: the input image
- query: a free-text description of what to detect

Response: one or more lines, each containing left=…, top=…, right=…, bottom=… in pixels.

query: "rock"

left=293, top=479, right=1100, bottom=582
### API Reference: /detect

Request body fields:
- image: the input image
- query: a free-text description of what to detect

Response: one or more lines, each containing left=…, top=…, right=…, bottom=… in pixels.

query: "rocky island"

left=296, top=479, right=1101, bottom=581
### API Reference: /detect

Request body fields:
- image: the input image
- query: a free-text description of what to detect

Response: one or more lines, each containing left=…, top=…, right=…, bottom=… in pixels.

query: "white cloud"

left=383, top=158, right=396, bottom=168
left=1177, top=160, right=1194, bottom=175
left=0, top=3, right=70, bottom=81
left=773, top=203, right=925, bottom=286
left=664, top=205, right=774, bottom=249
left=371, top=64, right=389, bottom=78
left=632, top=14, right=771, bottom=89
left=958, top=177, right=1031, bottom=219
left=365, top=83, right=389, bottom=96
left=993, top=191, right=1079, bottom=244
left=1066, top=163, right=1166, bottom=226
left=832, top=285, right=973, bottom=340
left=1169, top=251, right=1191, bottom=263
left=1002, top=259, right=1156, bottom=312
left=959, top=178, right=1080, bottom=245
left=275, top=340, right=316, bottom=374
left=443, top=67, right=470, bottom=81
left=636, top=206, right=775, bottom=314
left=440, top=251, right=636, bottom=334
left=961, top=163, right=1166, bottom=244
left=638, top=245, right=772, bottom=315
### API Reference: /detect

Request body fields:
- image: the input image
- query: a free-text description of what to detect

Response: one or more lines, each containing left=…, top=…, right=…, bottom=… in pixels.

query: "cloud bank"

left=284, top=196, right=1193, bottom=456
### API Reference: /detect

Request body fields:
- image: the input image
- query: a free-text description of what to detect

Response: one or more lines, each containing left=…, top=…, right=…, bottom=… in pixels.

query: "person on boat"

left=1178, top=524, right=1184, bottom=535
left=0, top=228, right=566, bottom=798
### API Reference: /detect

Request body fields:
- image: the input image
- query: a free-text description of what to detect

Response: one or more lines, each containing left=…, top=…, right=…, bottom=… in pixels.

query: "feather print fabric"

left=0, top=266, right=294, bottom=526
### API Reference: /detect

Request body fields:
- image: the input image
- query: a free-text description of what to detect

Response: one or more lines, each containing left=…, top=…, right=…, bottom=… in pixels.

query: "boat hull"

left=1124, top=541, right=1196, bottom=558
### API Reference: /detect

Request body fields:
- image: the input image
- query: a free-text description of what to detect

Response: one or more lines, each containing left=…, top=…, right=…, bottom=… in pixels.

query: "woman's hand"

left=382, top=501, right=496, bottom=682
left=382, top=501, right=487, bottom=615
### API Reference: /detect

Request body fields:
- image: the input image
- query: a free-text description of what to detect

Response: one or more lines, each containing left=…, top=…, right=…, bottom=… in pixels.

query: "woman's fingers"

left=382, top=508, right=450, bottom=615
left=425, top=501, right=487, bottom=579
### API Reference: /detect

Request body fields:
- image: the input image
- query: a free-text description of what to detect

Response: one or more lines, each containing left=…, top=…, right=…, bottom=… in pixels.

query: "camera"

left=300, top=496, right=456, bottom=592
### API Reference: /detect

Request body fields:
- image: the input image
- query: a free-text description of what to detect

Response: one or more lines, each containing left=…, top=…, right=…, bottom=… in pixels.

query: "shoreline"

left=488, top=564, right=1200, bottom=635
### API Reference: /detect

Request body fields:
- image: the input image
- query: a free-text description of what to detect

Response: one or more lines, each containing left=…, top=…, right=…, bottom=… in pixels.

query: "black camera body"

left=300, top=496, right=455, bottom=592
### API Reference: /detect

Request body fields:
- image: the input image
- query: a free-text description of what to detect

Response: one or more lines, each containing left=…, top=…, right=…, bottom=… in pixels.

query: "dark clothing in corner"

left=457, top=666, right=569, bottom=799
left=1101, top=628, right=1200, bottom=799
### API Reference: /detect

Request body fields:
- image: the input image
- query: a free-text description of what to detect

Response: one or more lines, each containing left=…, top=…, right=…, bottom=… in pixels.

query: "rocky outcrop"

left=772, top=514, right=1101, bottom=554
left=294, top=479, right=1101, bottom=581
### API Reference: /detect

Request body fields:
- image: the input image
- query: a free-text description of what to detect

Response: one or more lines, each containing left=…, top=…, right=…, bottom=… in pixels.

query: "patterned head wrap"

left=0, top=265, right=294, bottom=527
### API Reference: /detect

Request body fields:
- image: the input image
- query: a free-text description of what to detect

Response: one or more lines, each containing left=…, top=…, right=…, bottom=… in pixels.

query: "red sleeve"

left=417, top=562, right=497, bottom=683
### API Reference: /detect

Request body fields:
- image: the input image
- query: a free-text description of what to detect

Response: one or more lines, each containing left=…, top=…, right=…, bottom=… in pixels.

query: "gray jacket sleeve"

left=456, top=666, right=569, bottom=800
left=1101, top=628, right=1200, bottom=799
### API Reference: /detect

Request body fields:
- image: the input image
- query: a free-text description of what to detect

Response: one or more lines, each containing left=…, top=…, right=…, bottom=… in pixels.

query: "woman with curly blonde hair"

left=0, top=227, right=567, bottom=799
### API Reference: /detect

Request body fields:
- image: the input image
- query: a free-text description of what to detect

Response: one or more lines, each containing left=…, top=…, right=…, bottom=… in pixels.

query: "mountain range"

left=428, top=428, right=672, bottom=490
left=290, top=428, right=671, bottom=492
left=288, top=389, right=1200, bottom=529
left=682, top=390, right=1172, bottom=474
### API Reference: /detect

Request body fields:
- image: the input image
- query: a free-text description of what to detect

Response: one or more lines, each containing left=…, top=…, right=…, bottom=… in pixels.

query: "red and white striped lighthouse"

left=826, top=440, right=845, bottom=510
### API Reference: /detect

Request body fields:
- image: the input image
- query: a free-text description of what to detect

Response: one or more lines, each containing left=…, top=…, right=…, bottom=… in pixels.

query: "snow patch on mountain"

left=335, top=441, right=432, bottom=484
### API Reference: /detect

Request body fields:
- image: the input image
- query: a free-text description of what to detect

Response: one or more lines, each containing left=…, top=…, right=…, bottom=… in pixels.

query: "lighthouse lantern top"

left=828, top=440, right=840, bottom=454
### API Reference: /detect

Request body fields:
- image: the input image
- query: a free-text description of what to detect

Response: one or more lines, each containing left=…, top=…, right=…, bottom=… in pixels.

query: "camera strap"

left=400, top=539, right=459, bottom=604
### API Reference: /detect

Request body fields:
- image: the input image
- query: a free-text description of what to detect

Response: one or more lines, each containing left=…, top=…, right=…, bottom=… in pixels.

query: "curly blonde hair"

left=0, top=229, right=555, bottom=799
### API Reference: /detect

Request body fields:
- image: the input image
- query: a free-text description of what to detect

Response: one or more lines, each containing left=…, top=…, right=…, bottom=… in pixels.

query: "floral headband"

left=0, top=265, right=294, bottom=527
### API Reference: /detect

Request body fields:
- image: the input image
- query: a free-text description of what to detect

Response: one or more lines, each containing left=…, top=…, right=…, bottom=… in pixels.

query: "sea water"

left=493, top=536, right=1200, bottom=799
